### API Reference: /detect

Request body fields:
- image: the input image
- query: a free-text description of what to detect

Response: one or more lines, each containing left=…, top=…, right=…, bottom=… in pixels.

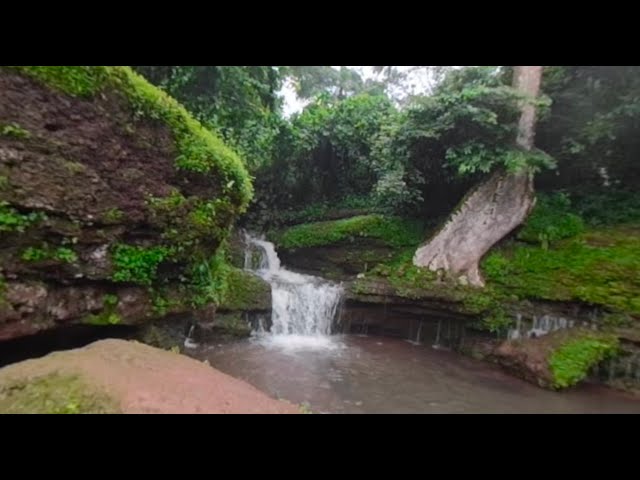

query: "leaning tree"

left=413, top=66, right=545, bottom=286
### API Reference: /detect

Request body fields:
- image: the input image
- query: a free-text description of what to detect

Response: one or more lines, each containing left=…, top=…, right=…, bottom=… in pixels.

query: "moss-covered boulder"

left=0, top=339, right=299, bottom=413
left=491, top=329, right=620, bottom=389
left=0, top=66, right=252, bottom=339
left=218, top=268, right=271, bottom=313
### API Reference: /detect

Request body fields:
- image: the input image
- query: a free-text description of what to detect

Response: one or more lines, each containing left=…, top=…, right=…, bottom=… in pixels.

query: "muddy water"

left=185, top=335, right=640, bottom=414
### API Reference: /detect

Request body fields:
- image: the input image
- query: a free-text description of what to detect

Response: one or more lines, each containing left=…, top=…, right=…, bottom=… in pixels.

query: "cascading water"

left=244, top=233, right=343, bottom=350
left=507, top=314, right=581, bottom=340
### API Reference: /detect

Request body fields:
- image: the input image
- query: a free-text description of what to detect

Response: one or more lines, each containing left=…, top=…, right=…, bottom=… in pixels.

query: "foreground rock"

left=0, top=67, right=252, bottom=340
left=0, top=339, right=299, bottom=414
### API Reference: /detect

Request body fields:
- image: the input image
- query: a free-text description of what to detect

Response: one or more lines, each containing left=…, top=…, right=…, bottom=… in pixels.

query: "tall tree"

left=132, top=66, right=284, bottom=171
left=413, top=66, right=544, bottom=286
left=288, top=66, right=365, bottom=100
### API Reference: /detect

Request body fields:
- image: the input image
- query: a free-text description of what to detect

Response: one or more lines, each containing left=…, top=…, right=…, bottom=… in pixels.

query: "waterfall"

left=244, top=233, right=343, bottom=349
left=508, top=314, right=580, bottom=340
left=184, top=324, right=198, bottom=349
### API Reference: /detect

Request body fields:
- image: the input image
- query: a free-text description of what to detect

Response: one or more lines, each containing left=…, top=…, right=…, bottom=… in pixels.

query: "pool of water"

left=184, top=334, right=640, bottom=414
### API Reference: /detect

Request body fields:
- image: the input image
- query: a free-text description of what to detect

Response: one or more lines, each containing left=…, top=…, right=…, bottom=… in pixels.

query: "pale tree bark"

left=413, top=66, right=543, bottom=287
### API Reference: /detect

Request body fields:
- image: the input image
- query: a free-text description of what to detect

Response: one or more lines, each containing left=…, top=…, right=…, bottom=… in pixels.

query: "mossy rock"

left=211, top=312, right=253, bottom=338
left=269, top=215, right=424, bottom=250
left=1, top=66, right=254, bottom=340
left=219, top=268, right=271, bottom=312
left=0, top=373, right=119, bottom=414
left=0, top=339, right=299, bottom=413
left=3, top=66, right=252, bottom=207
left=492, top=328, right=620, bottom=390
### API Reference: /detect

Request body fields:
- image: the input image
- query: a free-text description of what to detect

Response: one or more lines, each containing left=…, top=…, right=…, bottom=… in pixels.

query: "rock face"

left=0, top=67, right=252, bottom=340
left=491, top=328, right=620, bottom=390
left=278, top=242, right=395, bottom=280
left=491, top=334, right=559, bottom=388
left=0, top=339, right=299, bottom=413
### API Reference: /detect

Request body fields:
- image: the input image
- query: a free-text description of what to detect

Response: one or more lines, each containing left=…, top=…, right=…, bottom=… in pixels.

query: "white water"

left=244, top=233, right=343, bottom=351
left=184, top=325, right=198, bottom=349
left=508, top=313, right=581, bottom=340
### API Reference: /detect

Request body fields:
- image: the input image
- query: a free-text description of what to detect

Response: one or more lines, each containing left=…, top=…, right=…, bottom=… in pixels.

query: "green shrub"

left=111, top=244, right=170, bottom=286
left=518, top=193, right=584, bottom=247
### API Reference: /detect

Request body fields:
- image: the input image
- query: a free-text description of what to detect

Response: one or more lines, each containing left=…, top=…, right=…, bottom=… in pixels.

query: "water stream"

left=181, top=235, right=640, bottom=413
left=244, top=234, right=343, bottom=350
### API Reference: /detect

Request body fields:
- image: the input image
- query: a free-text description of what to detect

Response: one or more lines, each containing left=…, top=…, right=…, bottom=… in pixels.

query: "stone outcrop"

left=0, top=66, right=252, bottom=340
left=0, top=339, right=299, bottom=413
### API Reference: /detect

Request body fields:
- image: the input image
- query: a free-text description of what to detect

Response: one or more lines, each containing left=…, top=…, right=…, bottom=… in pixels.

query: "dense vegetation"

left=4, top=65, right=638, bottom=394
left=132, top=66, right=640, bottom=313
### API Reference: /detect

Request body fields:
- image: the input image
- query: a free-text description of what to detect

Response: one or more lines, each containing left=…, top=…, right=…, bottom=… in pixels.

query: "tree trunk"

left=413, top=66, right=543, bottom=287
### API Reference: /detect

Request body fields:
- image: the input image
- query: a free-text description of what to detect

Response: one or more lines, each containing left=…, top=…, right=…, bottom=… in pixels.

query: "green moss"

left=483, top=225, right=640, bottom=315
left=111, top=244, right=170, bottom=286
left=103, top=207, right=124, bottom=223
left=21, top=246, right=77, bottom=263
left=272, top=215, right=424, bottom=250
left=150, top=292, right=173, bottom=317
left=0, top=373, right=118, bottom=414
left=86, top=311, right=121, bottom=326
left=219, top=268, right=271, bottom=311
left=84, top=294, right=121, bottom=326
left=0, top=176, right=8, bottom=190
left=549, top=333, right=619, bottom=389
left=6, top=66, right=252, bottom=214
left=147, top=191, right=232, bottom=259
left=5, top=66, right=254, bottom=313
left=1, top=123, right=31, bottom=139
left=7, top=66, right=111, bottom=97
left=62, top=160, right=87, bottom=174
left=213, top=313, right=252, bottom=337
left=0, top=201, right=46, bottom=233
left=104, top=294, right=118, bottom=308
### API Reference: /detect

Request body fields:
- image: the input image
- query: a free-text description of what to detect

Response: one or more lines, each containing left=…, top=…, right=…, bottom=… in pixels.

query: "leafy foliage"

left=371, top=74, right=553, bottom=217
left=187, top=247, right=231, bottom=308
left=538, top=66, right=640, bottom=192
left=132, top=66, right=283, bottom=172
left=21, top=246, right=77, bottom=263
left=571, top=189, right=640, bottom=226
left=0, top=202, right=46, bottom=233
left=111, top=244, right=170, bottom=286
left=518, top=193, right=585, bottom=247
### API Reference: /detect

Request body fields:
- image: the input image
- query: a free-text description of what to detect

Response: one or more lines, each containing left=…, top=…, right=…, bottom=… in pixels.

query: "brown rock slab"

left=0, top=339, right=300, bottom=414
